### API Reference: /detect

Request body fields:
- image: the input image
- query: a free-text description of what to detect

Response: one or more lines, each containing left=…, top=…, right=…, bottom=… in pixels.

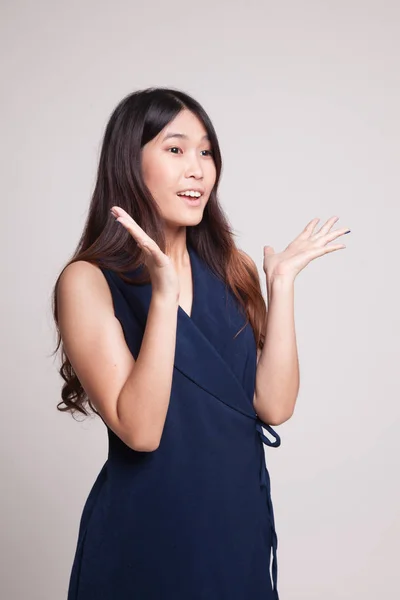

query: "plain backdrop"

left=1, top=1, right=399, bottom=598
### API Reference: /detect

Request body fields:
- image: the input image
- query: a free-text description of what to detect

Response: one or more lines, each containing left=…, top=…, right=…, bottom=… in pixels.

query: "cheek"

left=146, top=160, right=176, bottom=194
left=207, top=163, right=217, bottom=186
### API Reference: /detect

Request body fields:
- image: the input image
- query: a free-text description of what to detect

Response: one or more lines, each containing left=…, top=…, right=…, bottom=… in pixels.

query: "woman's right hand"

left=110, top=206, right=180, bottom=300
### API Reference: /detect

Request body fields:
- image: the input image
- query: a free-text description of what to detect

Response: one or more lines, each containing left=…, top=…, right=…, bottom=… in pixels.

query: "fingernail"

left=344, top=230, right=351, bottom=234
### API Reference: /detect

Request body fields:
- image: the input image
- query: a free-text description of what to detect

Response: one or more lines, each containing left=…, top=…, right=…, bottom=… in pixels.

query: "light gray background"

left=1, top=1, right=399, bottom=598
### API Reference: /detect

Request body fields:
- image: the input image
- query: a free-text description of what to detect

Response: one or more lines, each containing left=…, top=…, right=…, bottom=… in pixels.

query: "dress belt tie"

left=255, top=418, right=281, bottom=600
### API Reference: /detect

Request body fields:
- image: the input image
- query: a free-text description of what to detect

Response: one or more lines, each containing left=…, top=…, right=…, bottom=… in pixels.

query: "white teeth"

left=177, top=191, right=202, bottom=198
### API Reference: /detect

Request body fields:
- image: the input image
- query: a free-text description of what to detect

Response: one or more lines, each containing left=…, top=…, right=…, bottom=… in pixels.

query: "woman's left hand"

left=263, top=216, right=350, bottom=282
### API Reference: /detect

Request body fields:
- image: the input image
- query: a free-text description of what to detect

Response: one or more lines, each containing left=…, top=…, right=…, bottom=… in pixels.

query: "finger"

left=111, top=207, right=154, bottom=245
left=293, top=218, right=320, bottom=242
left=320, top=227, right=351, bottom=245
left=114, top=216, right=149, bottom=247
left=112, top=211, right=169, bottom=268
left=116, top=217, right=161, bottom=254
left=309, top=244, right=346, bottom=258
left=111, top=207, right=146, bottom=235
left=141, top=242, right=170, bottom=268
left=313, top=216, right=340, bottom=238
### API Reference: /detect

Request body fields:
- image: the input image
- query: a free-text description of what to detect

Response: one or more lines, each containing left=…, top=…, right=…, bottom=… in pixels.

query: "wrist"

left=151, top=291, right=180, bottom=309
left=267, top=273, right=295, bottom=289
left=266, top=274, right=294, bottom=303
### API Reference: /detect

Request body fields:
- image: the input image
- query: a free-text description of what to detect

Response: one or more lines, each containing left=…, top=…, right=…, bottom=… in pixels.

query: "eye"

left=167, top=147, right=213, bottom=157
left=168, top=147, right=182, bottom=154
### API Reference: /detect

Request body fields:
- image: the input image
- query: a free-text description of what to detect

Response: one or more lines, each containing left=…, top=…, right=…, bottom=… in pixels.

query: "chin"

left=164, top=212, right=204, bottom=228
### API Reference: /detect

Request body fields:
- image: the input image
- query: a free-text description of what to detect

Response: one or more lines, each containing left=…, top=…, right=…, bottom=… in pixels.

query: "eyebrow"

left=162, top=132, right=210, bottom=142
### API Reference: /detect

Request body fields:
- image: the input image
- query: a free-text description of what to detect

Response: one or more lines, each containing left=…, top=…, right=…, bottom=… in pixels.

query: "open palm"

left=263, top=216, right=350, bottom=280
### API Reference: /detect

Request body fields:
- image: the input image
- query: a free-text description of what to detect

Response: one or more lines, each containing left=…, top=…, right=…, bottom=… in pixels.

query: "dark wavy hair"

left=52, top=87, right=267, bottom=417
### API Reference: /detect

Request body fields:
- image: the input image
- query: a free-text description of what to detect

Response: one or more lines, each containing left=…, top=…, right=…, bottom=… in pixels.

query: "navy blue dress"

left=67, top=243, right=281, bottom=599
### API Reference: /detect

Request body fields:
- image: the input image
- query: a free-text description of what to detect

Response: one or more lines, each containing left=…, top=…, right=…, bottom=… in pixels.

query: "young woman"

left=53, top=87, right=350, bottom=600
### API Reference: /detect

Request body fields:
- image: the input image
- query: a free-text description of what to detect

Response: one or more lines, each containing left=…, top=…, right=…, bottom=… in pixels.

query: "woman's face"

left=141, top=109, right=217, bottom=229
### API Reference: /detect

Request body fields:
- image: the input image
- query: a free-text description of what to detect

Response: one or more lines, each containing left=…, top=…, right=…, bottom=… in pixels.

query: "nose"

left=184, top=150, right=204, bottom=179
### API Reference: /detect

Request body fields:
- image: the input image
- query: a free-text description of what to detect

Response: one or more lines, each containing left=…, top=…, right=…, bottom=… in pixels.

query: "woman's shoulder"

left=57, top=260, right=114, bottom=311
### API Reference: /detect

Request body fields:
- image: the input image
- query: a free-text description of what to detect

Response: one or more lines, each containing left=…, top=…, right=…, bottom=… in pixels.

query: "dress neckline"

left=178, top=243, right=197, bottom=321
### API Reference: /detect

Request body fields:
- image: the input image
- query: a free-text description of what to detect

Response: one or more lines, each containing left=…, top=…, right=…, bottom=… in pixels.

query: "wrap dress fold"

left=67, top=243, right=281, bottom=599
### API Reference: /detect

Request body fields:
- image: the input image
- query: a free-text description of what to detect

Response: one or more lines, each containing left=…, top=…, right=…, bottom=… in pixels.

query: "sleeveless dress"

left=67, top=243, right=281, bottom=600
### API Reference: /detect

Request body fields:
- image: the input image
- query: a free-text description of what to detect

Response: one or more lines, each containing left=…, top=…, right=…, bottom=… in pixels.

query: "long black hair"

left=52, top=87, right=267, bottom=416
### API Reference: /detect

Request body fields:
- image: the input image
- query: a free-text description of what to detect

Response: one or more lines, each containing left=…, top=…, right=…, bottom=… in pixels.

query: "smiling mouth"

left=177, top=194, right=202, bottom=206
left=176, top=192, right=204, bottom=198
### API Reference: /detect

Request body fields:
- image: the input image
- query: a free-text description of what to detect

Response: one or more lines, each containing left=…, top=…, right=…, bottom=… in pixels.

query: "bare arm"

left=252, top=216, right=348, bottom=424
left=57, top=260, right=179, bottom=452
left=254, top=275, right=299, bottom=426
